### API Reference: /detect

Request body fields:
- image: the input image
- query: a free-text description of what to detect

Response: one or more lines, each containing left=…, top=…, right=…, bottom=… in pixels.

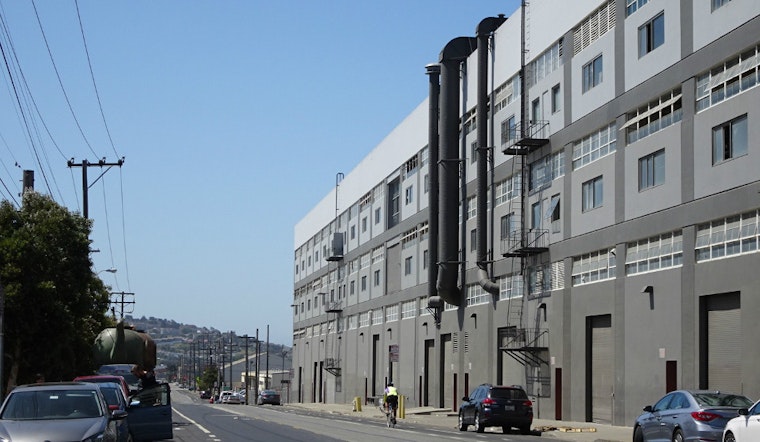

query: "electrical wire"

left=75, top=0, right=119, bottom=159
left=31, top=0, right=98, bottom=158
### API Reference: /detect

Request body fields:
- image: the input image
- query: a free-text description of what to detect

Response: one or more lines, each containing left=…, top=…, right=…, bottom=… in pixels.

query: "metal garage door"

left=706, top=295, right=741, bottom=393
left=589, top=315, right=613, bottom=425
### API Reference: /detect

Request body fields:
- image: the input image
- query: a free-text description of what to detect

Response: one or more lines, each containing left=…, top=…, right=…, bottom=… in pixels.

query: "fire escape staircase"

left=324, top=299, right=343, bottom=377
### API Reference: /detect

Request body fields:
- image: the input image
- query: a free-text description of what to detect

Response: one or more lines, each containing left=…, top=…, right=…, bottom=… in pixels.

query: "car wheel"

left=458, top=412, right=468, bottom=431
left=724, top=431, right=736, bottom=442
left=633, top=426, right=643, bottom=442
left=474, top=411, right=484, bottom=433
left=519, top=425, right=531, bottom=435
left=673, top=429, right=684, bottom=442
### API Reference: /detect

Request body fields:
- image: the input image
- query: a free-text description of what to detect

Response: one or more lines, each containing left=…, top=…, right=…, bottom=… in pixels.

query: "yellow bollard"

left=353, top=396, right=362, bottom=412
left=399, top=394, right=405, bottom=419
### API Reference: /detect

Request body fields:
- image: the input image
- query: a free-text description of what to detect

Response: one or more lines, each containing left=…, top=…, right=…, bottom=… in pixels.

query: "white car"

left=723, top=399, right=760, bottom=442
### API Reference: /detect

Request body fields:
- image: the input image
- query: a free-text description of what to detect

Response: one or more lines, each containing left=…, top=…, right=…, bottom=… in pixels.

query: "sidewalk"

left=284, top=401, right=631, bottom=442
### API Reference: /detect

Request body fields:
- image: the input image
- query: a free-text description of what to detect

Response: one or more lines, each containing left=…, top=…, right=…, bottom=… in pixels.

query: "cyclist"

left=383, top=382, right=399, bottom=423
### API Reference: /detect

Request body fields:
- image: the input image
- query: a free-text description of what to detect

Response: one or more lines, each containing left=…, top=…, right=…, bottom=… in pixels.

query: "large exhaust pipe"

left=426, top=64, right=441, bottom=309
left=476, top=15, right=507, bottom=295
left=434, top=37, right=477, bottom=308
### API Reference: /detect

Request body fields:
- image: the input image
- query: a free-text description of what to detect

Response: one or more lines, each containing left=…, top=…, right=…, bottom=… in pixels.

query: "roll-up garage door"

left=590, top=315, right=613, bottom=425
left=707, top=296, right=741, bottom=393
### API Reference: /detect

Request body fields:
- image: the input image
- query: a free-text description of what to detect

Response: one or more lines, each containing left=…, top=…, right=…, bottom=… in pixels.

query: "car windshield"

left=692, top=392, right=753, bottom=408
left=491, top=388, right=527, bottom=400
left=1, top=390, right=102, bottom=420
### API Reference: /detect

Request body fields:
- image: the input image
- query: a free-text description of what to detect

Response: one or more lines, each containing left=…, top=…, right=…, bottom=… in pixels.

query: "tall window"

left=470, top=229, right=477, bottom=252
left=361, top=276, right=367, bottom=291
left=361, top=217, right=367, bottom=232
left=582, top=176, right=603, bottom=212
left=548, top=194, right=561, bottom=233
left=373, top=270, right=380, bottom=286
left=551, top=84, right=561, bottom=113
left=582, top=55, right=603, bottom=92
left=532, top=201, right=543, bottom=230
left=405, top=186, right=414, bottom=205
left=500, top=213, right=515, bottom=240
left=470, top=142, right=478, bottom=164
left=387, top=178, right=400, bottom=228
left=712, top=115, right=748, bottom=164
left=374, top=208, right=381, bottom=225
left=501, top=115, right=517, bottom=145
left=638, top=13, right=664, bottom=57
left=639, top=149, right=665, bottom=190
left=404, top=257, right=413, bottom=275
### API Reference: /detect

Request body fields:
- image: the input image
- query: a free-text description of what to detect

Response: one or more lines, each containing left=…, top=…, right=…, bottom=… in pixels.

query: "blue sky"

left=0, top=0, right=519, bottom=345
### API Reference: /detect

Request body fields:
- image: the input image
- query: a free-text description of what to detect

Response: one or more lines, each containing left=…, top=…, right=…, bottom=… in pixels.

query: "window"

left=626, top=230, right=683, bottom=274
left=387, top=178, right=400, bottom=228
left=500, top=274, right=524, bottom=300
left=501, top=115, right=517, bottom=145
left=423, top=250, right=428, bottom=269
left=404, top=257, right=413, bottom=275
left=712, top=115, right=748, bottom=164
left=547, top=194, right=561, bottom=233
left=582, top=176, right=603, bottom=212
left=423, top=174, right=429, bottom=194
left=374, top=270, right=381, bottom=286
left=529, top=149, right=565, bottom=191
left=374, top=208, right=381, bottom=225
left=639, top=149, right=665, bottom=190
left=361, top=217, right=367, bottom=233
left=696, top=210, right=760, bottom=261
left=572, top=123, right=617, bottom=169
left=696, top=45, right=760, bottom=112
left=527, top=39, right=563, bottom=88
left=350, top=280, right=355, bottom=295
left=350, top=225, right=356, bottom=239
left=626, top=0, right=649, bottom=16
left=495, top=174, right=521, bottom=206
left=405, top=186, right=414, bottom=205
left=532, top=98, right=541, bottom=122
left=551, top=84, right=561, bottom=113
left=532, top=201, right=542, bottom=230
left=638, top=13, right=664, bottom=57
left=466, top=284, right=489, bottom=306
left=500, top=213, right=515, bottom=240
left=582, top=55, right=603, bottom=92
left=470, top=142, right=478, bottom=164
left=572, top=248, right=616, bottom=285
left=385, top=304, right=399, bottom=322
left=470, top=229, right=477, bottom=252
left=712, top=0, right=732, bottom=11
left=361, top=276, right=367, bottom=291
left=401, top=300, right=416, bottom=319
left=625, top=89, right=682, bottom=144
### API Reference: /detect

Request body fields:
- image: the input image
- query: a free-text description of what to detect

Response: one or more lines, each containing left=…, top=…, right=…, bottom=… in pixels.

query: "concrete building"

left=291, top=0, right=760, bottom=426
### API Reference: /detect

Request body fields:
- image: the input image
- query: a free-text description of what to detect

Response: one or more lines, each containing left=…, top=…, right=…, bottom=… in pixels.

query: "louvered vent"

left=453, top=332, right=459, bottom=353
left=573, top=0, right=616, bottom=55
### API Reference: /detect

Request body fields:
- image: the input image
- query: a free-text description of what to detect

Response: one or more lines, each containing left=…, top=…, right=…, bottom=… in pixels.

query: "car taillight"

left=482, top=397, right=494, bottom=406
left=523, top=400, right=533, bottom=408
left=691, top=411, right=720, bottom=422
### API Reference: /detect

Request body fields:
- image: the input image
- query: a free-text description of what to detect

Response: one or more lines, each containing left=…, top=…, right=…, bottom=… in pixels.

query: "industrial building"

left=291, top=0, right=760, bottom=426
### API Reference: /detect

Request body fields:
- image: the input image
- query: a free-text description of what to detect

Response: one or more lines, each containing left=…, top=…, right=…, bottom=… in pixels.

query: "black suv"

left=458, top=384, right=533, bottom=434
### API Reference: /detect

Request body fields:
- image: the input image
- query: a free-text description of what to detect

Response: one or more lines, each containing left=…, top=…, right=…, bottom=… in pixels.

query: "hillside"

left=123, top=315, right=291, bottom=380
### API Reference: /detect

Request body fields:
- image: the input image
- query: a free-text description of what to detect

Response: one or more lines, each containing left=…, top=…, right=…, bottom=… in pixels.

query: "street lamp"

left=97, top=268, right=117, bottom=275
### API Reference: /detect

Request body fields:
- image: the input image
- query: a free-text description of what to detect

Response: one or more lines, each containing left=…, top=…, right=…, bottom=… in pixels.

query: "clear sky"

left=0, top=0, right=520, bottom=345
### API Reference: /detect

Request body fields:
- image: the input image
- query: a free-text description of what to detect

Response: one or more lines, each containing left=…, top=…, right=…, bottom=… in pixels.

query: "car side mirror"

left=111, top=410, right=128, bottom=420
left=129, top=399, right=141, bottom=407
left=643, top=405, right=653, bottom=412
left=738, top=408, right=749, bottom=416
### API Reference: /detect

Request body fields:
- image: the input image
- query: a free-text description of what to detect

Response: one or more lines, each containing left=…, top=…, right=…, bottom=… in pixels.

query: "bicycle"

left=381, top=398, right=397, bottom=428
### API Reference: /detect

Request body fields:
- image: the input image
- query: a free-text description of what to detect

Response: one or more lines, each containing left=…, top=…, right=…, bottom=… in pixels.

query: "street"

left=169, top=388, right=561, bottom=442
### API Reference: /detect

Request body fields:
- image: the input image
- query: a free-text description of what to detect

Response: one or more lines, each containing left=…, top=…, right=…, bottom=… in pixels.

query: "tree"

left=198, top=365, right=218, bottom=392
left=0, top=192, right=112, bottom=392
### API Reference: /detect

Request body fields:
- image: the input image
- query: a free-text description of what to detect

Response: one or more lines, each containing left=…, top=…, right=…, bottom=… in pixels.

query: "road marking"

left=172, top=407, right=211, bottom=434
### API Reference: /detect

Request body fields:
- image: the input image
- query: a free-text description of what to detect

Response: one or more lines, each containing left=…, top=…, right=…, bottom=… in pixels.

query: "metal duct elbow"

left=436, top=37, right=476, bottom=307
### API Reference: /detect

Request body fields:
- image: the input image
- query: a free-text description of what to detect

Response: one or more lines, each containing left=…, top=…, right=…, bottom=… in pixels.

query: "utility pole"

left=240, top=335, right=256, bottom=405
left=109, top=292, right=135, bottom=320
left=265, top=325, right=270, bottom=390
left=67, top=157, right=124, bottom=219
left=255, top=328, right=260, bottom=401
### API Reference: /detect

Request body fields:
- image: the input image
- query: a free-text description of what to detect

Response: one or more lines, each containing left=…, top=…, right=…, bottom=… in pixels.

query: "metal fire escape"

left=324, top=173, right=344, bottom=377
left=499, top=0, right=550, bottom=396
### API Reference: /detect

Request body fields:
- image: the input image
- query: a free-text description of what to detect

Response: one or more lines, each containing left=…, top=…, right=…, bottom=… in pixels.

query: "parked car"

left=633, top=390, right=753, bottom=442
left=96, top=382, right=132, bottom=441
left=219, top=391, right=234, bottom=404
left=257, top=389, right=281, bottom=405
left=199, top=390, right=211, bottom=399
left=74, top=374, right=131, bottom=400
left=723, top=399, right=760, bottom=442
left=225, top=393, right=243, bottom=405
left=0, top=382, right=127, bottom=442
left=97, top=364, right=141, bottom=395
left=458, top=384, right=533, bottom=434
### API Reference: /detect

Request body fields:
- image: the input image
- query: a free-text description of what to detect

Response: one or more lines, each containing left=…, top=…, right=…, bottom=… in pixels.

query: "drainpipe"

left=436, top=37, right=477, bottom=307
left=426, top=64, right=442, bottom=309
left=476, top=15, right=507, bottom=295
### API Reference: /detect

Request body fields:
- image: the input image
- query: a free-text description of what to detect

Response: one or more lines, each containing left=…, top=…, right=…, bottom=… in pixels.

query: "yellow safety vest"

left=386, top=386, right=398, bottom=396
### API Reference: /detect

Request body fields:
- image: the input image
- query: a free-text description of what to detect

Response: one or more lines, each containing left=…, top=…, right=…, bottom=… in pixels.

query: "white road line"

left=172, top=407, right=211, bottom=434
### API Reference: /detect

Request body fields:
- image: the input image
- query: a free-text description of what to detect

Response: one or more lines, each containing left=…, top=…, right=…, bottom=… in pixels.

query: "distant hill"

left=122, top=315, right=291, bottom=379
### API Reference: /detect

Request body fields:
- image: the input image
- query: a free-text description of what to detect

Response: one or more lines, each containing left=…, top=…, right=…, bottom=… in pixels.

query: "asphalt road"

left=169, top=388, right=559, bottom=442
